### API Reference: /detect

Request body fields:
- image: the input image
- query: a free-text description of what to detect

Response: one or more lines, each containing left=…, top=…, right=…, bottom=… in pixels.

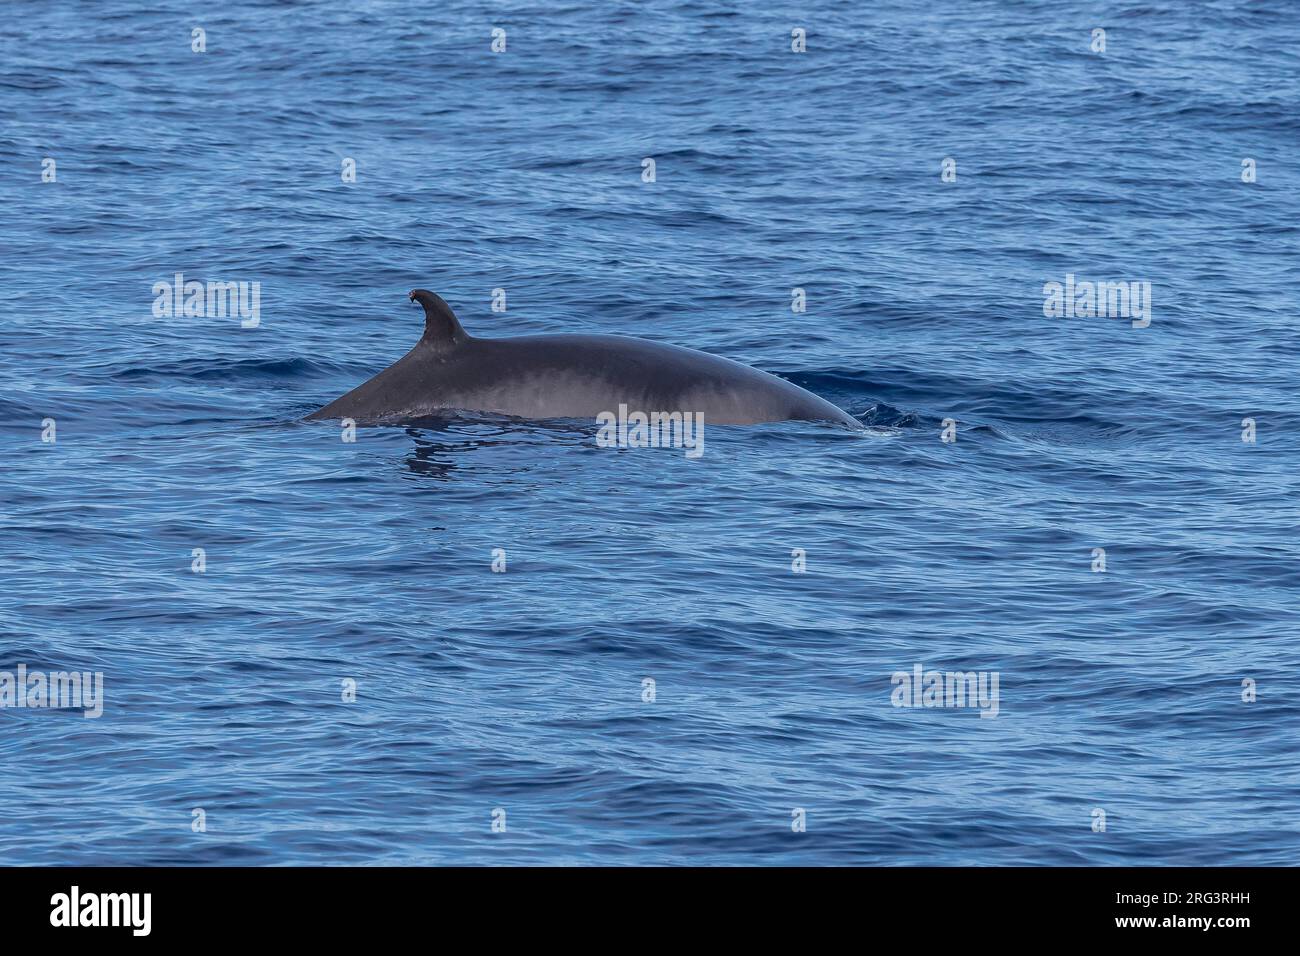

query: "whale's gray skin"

left=306, top=290, right=859, bottom=427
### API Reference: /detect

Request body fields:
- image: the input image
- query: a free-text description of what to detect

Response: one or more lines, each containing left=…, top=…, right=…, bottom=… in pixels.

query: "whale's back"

left=413, top=333, right=857, bottom=426
left=307, top=293, right=858, bottom=427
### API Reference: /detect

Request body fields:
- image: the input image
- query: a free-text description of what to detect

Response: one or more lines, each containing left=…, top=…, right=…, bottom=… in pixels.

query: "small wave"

left=107, top=356, right=352, bottom=383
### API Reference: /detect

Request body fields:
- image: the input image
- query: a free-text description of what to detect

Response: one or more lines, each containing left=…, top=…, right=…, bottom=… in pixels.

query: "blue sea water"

left=1, top=0, right=1297, bottom=866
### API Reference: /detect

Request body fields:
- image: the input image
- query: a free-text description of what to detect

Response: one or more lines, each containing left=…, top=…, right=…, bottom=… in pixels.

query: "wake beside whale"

left=306, top=290, right=859, bottom=427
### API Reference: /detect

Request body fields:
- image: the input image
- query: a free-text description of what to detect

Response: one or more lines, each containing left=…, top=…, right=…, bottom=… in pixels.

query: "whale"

left=306, top=290, right=859, bottom=427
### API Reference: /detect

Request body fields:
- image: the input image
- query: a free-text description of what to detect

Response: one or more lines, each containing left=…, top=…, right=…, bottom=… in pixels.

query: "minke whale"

left=306, top=290, right=859, bottom=427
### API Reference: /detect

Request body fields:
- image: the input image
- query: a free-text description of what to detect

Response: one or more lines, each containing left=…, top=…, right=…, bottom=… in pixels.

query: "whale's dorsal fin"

left=409, top=289, right=468, bottom=348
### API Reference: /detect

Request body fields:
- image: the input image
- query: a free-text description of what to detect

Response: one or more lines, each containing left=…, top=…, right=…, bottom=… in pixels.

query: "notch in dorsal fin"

left=409, top=289, right=469, bottom=347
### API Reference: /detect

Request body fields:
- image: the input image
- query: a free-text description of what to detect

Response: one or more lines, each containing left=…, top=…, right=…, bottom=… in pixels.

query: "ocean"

left=1, top=0, right=1297, bottom=865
